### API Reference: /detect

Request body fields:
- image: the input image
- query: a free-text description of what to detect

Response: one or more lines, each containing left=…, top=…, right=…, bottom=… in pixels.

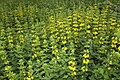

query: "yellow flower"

left=32, top=54, right=37, bottom=59
left=68, top=66, right=76, bottom=71
left=108, top=67, right=111, bottom=70
left=118, top=28, right=120, bottom=32
left=81, top=66, right=85, bottom=72
left=26, top=77, right=32, bottom=80
left=71, top=71, right=76, bottom=76
left=111, top=44, right=116, bottom=48
left=99, top=24, right=102, bottom=26
left=52, top=45, right=57, bottom=49
left=83, top=49, right=89, bottom=53
left=80, top=23, right=85, bottom=27
left=52, top=51, right=56, bottom=55
left=56, top=56, right=60, bottom=59
left=73, top=24, right=78, bottom=27
left=68, top=61, right=75, bottom=66
left=4, top=66, right=11, bottom=71
left=111, top=22, right=116, bottom=26
left=62, top=47, right=68, bottom=51
left=68, top=19, right=72, bottom=21
left=83, top=59, right=89, bottom=64
left=55, top=49, right=58, bottom=53
left=93, top=32, right=98, bottom=35
left=31, top=44, right=35, bottom=47
left=33, top=40, right=37, bottom=43
left=81, top=66, right=88, bottom=72
left=63, top=36, right=67, bottom=39
left=78, top=19, right=82, bottom=22
left=73, top=13, right=77, bottom=16
left=87, top=25, right=91, bottom=29
left=109, top=61, right=112, bottom=65
left=99, top=41, right=104, bottom=44
left=83, top=54, right=89, bottom=58
left=8, top=40, right=13, bottom=43
left=62, top=40, right=67, bottom=44
left=74, top=32, right=78, bottom=35
left=73, top=28, right=78, bottom=31
left=68, top=16, right=72, bottom=19
left=93, top=36, right=98, bottom=39
left=4, top=60, right=9, bottom=65
left=85, top=67, right=88, bottom=71
left=118, top=46, right=120, bottom=51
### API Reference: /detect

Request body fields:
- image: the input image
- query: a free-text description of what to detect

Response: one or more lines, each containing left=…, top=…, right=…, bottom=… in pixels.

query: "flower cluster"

left=81, top=49, right=90, bottom=72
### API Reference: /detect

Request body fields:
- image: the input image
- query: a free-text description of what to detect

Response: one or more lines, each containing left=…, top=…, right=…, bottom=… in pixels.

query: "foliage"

left=0, top=0, right=120, bottom=80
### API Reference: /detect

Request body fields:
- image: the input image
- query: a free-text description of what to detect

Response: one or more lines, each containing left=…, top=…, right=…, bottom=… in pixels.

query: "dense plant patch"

left=0, top=0, right=120, bottom=80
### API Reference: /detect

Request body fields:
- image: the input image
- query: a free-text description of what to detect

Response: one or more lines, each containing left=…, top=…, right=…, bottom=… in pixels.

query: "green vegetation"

left=0, top=0, right=120, bottom=80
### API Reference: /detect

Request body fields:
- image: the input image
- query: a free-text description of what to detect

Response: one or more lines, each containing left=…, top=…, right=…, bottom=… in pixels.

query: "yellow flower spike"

left=83, top=54, right=89, bottom=58
left=80, top=23, right=85, bottom=27
left=83, top=59, right=89, bottom=64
